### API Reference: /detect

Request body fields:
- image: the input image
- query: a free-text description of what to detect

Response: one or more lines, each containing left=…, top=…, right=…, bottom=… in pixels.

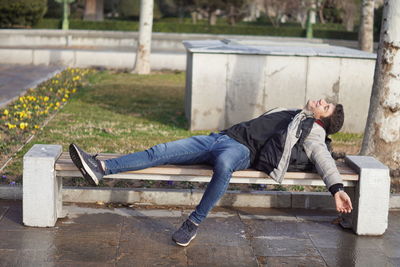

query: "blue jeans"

left=104, top=133, right=251, bottom=224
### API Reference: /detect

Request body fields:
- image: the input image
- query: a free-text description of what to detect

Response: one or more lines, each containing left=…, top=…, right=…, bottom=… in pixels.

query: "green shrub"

left=314, top=29, right=358, bottom=40
left=117, top=0, right=162, bottom=20
left=70, top=19, right=138, bottom=31
left=0, top=0, right=47, bottom=28
left=34, top=18, right=60, bottom=29
left=33, top=18, right=358, bottom=41
left=117, top=0, right=140, bottom=19
left=44, top=0, right=62, bottom=19
left=34, top=18, right=139, bottom=31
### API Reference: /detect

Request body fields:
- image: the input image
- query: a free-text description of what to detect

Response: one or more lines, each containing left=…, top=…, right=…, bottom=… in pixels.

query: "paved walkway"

left=0, top=64, right=63, bottom=108
left=0, top=200, right=399, bottom=267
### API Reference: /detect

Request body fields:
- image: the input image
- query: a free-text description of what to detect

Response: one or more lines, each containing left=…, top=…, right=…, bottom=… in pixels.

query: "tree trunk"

left=208, top=10, right=217, bottom=25
left=317, top=0, right=325, bottom=24
left=359, top=0, right=375, bottom=52
left=84, top=0, right=104, bottom=21
left=341, top=0, right=357, bottom=32
left=228, top=5, right=236, bottom=25
left=133, top=0, right=153, bottom=75
left=309, top=0, right=316, bottom=24
left=178, top=0, right=184, bottom=24
left=360, top=0, right=400, bottom=170
left=345, top=17, right=355, bottom=31
left=191, top=11, right=197, bottom=24
left=248, top=2, right=257, bottom=21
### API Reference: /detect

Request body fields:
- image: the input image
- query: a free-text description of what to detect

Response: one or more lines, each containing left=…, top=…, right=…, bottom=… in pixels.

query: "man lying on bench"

left=69, top=98, right=353, bottom=247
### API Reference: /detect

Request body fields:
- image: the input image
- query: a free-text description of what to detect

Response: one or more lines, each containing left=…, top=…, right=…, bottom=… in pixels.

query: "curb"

left=0, top=66, right=65, bottom=109
left=1, top=185, right=399, bottom=210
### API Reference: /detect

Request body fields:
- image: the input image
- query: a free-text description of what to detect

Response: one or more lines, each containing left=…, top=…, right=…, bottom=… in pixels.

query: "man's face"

left=306, top=99, right=335, bottom=119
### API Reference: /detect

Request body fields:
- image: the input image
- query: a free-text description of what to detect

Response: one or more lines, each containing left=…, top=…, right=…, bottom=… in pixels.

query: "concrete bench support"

left=345, top=155, right=391, bottom=235
left=23, top=144, right=63, bottom=227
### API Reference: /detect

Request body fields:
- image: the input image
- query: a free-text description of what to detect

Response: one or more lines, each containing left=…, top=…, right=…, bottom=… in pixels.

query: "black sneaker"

left=172, top=219, right=198, bottom=247
left=69, top=143, right=104, bottom=186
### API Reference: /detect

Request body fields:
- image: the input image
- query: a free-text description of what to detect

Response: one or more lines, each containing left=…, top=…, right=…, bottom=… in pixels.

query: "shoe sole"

left=173, top=234, right=197, bottom=247
left=69, top=144, right=99, bottom=186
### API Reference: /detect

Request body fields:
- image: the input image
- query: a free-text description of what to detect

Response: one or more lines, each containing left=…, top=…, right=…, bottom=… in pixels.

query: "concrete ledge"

left=0, top=48, right=186, bottom=71
left=291, top=191, right=335, bottom=209
left=0, top=30, right=377, bottom=71
left=0, top=185, right=22, bottom=200
left=2, top=185, right=399, bottom=210
left=0, top=29, right=374, bottom=50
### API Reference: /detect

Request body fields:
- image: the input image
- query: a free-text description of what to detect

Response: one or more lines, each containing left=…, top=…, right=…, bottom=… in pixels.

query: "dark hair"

left=321, top=104, right=344, bottom=135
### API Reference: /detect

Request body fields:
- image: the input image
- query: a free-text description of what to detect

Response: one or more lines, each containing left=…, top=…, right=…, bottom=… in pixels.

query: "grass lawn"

left=2, top=70, right=206, bottom=187
left=2, top=70, right=365, bottom=191
left=32, top=70, right=206, bottom=153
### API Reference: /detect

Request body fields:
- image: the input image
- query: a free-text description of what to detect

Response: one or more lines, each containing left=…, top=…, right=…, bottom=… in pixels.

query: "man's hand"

left=334, top=191, right=353, bottom=213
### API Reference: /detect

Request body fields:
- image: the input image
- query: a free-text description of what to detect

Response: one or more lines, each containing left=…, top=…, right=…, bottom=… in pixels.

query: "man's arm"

left=303, top=124, right=353, bottom=213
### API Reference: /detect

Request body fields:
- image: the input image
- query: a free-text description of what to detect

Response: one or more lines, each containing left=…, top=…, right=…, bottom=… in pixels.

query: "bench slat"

left=56, top=152, right=359, bottom=181
left=56, top=170, right=357, bottom=186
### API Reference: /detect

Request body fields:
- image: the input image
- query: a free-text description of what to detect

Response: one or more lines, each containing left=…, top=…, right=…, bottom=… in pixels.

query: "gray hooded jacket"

left=266, top=108, right=343, bottom=189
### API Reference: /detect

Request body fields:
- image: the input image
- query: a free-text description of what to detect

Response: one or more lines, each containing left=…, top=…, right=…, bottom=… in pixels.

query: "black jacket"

left=222, top=108, right=343, bottom=193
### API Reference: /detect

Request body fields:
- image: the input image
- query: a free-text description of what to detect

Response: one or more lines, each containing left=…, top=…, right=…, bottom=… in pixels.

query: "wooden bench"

left=23, top=144, right=391, bottom=235
left=56, top=152, right=359, bottom=186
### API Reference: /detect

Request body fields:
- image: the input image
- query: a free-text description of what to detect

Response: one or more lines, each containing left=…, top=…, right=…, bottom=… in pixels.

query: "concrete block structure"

left=345, top=156, right=391, bottom=235
left=183, top=40, right=376, bottom=133
left=23, top=144, right=63, bottom=227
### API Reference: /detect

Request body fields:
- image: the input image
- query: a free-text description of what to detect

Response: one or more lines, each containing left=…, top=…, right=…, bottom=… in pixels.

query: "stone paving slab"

left=0, top=64, right=63, bottom=108
left=0, top=206, right=8, bottom=220
left=0, top=200, right=399, bottom=267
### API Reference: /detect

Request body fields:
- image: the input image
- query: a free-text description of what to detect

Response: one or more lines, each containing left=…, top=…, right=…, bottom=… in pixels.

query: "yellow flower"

left=62, top=98, right=67, bottom=102
left=20, top=122, right=28, bottom=130
left=18, top=111, right=27, bottom=119
left=7, top=123, right=16, bottom=129
left=34, top=125, right=40, bottom=129
left=3, top=109, right=9, bottom=116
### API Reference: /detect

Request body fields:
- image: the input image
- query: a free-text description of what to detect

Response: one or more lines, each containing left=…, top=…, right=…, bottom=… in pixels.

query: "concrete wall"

left=0, top=29, right=375, bottom=76
left=0, top=29, right=369, bottom=51
left=186, top=52, right=375, bottom=133
left=0, top=48, right=186, bottom=70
